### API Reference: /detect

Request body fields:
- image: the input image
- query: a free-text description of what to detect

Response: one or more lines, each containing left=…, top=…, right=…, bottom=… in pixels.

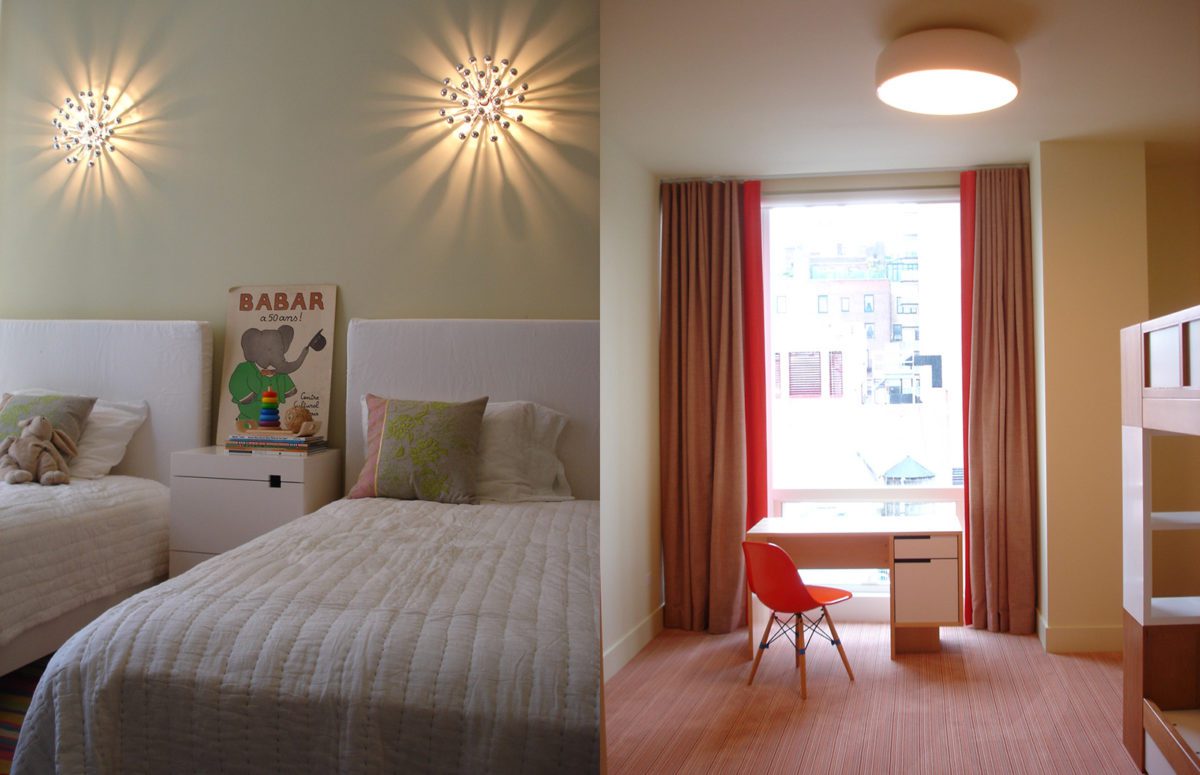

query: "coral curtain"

left=659, top=180, right=748, bottom=634
left=966, top=167, right=1038, bottom=634
left=741, top=181, right=767, bottom=531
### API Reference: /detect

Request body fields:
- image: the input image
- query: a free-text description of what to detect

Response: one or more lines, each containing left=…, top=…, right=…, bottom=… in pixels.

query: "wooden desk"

left=746, top=509, right=963, bottom=659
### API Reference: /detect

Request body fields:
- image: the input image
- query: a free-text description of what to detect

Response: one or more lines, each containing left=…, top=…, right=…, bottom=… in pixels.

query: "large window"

left=765, top=197, right=963, bottom=589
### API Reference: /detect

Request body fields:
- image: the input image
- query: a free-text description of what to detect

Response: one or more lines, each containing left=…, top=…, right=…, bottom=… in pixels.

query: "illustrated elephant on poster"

left=228, top=325, right=327, bottom=421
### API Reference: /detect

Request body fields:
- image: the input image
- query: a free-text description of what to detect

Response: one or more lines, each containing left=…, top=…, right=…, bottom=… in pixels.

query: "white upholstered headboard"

left=0, top=320, right=212, bottom=484
left=345, top=319, right=599, bottom=500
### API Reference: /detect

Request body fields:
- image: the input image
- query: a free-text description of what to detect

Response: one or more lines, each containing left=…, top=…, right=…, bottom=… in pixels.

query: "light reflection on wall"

left=364, top=0, right=599, bottom=269
left=17, top=4, right=176, bottom=210
left=0, top=0, right=599, bottom=327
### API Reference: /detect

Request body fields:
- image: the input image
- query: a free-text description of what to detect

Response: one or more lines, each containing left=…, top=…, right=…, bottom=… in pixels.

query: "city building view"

left=767, top=199, right=964, bottom=496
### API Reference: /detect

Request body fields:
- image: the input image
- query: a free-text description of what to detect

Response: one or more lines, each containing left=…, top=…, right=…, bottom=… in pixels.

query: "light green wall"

left=0, top=0, right=599, bottom=450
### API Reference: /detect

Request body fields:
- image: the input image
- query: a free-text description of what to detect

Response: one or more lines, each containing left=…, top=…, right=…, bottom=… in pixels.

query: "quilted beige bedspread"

left=13, top=498, right=601, bottom=774
left=0, top=476, right=168, bottom=649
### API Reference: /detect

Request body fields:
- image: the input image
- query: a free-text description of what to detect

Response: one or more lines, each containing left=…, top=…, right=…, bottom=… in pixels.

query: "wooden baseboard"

left=1041, top=622, right=1123, bottom=653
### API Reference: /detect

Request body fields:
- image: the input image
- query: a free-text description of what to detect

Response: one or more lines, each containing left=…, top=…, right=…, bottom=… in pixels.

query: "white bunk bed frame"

left=0, top=319, right=212, bottom=677
left=1121, top=304, right=1200, bottom=774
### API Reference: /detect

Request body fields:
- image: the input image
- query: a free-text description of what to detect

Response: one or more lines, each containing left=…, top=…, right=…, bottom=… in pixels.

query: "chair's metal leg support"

left=823, top=605, right=855, bottom=682
left=748, top=612, right=775, bottom=685
left=749, top=607, right=848, bottom=699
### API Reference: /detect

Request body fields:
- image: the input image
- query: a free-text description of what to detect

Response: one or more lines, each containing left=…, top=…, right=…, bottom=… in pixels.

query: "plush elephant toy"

left=228, top=325, right=327, bottom=421
left=0, top=415, right=77, bottom=485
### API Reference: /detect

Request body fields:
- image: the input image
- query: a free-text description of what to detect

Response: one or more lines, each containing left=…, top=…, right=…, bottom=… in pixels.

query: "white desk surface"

left=748, top=510, right=962, bottom=537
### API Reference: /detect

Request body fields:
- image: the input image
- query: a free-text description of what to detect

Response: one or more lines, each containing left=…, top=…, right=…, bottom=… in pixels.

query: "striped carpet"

left=606, top=623, right=1135, bottom=774
left=0, top=658, right=47, bottom=775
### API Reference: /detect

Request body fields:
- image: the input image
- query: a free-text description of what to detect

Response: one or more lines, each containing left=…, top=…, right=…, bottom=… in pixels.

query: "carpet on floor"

left=0, top=657, right=49, bottom=775
left=605, top=623, right=1135, bottom=774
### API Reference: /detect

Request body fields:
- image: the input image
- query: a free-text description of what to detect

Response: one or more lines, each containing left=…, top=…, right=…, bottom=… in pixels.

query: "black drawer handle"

left=269, top=475, right=281, bottom=488
left=894, top=535, right=932, bottom=541
left=894, top=558, right=932, bottom=564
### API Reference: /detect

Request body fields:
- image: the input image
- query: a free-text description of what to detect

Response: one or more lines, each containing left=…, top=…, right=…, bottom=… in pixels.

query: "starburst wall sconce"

left=438, top=55, right=529, bottom=143
left=51, top=90, right=122, bottom=168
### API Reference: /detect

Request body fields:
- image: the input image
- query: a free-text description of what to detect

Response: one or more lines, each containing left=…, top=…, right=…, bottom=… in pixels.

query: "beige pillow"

left=348, top=394, right=488, bottom=504
left=0, top=392, right=97, bottom=449
left=475, top=401, right=573, bottom=502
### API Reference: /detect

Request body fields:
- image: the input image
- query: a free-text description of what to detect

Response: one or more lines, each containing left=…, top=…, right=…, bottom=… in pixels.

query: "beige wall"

left=1030, top=151, right=1050, bottom=632
left=1035, top=140, right=1148, bottom=652
left=0, top=0, right=599, bottom=451
left=598, top=124, right=663, bottom=679
left=1147, top=161, right=1200, bottom=317
left=1145, top=160, right=1200, bottom=596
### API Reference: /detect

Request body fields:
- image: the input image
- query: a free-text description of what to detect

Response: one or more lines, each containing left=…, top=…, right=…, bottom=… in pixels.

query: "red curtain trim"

left=741, top=181, right=768, bottom=530
left=959, top=170, right=976, bottom=627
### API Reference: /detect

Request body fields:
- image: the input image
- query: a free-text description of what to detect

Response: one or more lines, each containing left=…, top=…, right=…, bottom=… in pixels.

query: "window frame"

left=760, top=186, right=963, bottom=520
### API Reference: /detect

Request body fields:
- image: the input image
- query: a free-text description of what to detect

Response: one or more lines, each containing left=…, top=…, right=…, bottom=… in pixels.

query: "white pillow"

left=72, top=399, right=149, bottom=478
left=358, top=396, right=573, bottom=502
left=9, top=389, right=148, bottom=479
left=475, top=401, right=573, bottom=503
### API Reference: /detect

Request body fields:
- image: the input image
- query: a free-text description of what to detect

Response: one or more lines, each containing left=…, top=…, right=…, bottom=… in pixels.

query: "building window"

left=788, top=351, right=821, bottom=397
left=829, top=351, right=843, bottom=397
left=766, top=196, right=962, bottom=489
left=776, top=296, right=787, bottom=314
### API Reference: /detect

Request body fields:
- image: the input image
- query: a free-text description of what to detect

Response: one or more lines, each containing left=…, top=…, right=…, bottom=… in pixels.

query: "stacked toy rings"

left=259, top=388, right=281, bottom=428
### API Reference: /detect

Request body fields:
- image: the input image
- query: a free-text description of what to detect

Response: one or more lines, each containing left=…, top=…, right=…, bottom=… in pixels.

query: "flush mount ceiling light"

left=51, top=89, right=123, bottom=168
left=438, top=55, right=528, bottom=143
left=876, top=28, right=1019, bottom=115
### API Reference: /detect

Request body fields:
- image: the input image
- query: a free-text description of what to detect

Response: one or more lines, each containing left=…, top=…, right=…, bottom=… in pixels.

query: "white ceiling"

left=602, top=0, right=1200, bottom=177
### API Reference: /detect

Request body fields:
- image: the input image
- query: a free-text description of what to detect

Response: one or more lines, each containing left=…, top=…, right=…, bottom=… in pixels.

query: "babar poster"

left=215, top=284, right=337, bottom=440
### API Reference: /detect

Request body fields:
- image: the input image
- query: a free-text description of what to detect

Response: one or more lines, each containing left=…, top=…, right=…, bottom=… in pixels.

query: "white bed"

left=0, top=319, right=212, bottom=677
left=14, top=319, right=601, bottom=775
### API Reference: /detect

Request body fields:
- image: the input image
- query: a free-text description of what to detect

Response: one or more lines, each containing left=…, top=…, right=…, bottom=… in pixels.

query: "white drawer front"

left=893, top=558, right=960, bottom=624
left=894, top=535, right=958, bottom=560
left=171, top=476, right=306, bottom=554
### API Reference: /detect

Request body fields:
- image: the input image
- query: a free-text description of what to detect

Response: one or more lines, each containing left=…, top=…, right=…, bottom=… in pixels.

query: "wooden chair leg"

left=748, top=612, right=775, bottom=685
left=823, top=605, right=855, bottom=682
left=798, top=645, right=807, bottom=699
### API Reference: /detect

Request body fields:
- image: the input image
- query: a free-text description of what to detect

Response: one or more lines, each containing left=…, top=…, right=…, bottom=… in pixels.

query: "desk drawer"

left=893, top=535, right=958, bottom=560
left=894, top=558, right=960, bottom=624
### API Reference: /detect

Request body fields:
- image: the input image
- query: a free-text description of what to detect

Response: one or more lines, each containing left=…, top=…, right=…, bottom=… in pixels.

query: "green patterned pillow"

left=348, top=394, right=488, bottom=504
left=0, top=392, right=96, bottom=447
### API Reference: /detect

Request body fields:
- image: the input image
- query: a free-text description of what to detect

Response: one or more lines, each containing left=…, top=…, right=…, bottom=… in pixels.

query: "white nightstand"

left=169, top=446, right=343, bottom=577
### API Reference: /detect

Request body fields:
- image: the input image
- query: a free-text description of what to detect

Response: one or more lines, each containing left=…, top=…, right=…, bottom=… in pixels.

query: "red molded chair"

left=742, top=541, right=855, bottom=697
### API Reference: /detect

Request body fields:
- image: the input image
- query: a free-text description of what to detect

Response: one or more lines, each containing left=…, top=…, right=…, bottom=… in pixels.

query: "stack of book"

left=224, top=430, right=328, bottom=457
